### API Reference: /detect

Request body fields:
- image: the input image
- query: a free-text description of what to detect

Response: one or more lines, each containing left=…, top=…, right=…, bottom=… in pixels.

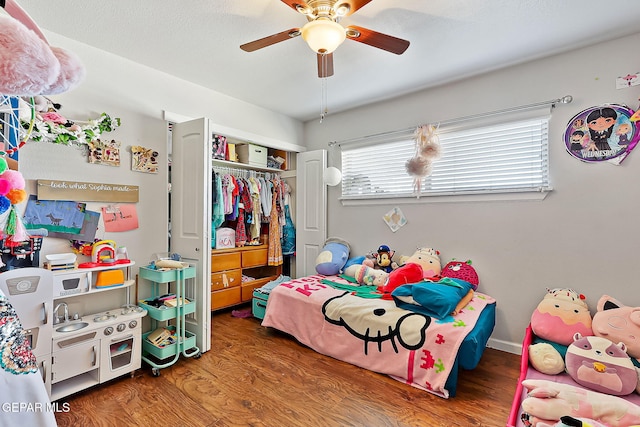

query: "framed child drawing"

left=564, top=104, right=640, bottom=164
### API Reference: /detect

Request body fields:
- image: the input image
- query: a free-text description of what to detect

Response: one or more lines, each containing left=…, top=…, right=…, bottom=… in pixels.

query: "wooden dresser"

left=210, top=244, right=282, bottom=310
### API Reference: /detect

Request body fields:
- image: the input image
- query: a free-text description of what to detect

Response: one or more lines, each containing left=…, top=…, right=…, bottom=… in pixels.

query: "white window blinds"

left=341, top=117, right=550, bottom=199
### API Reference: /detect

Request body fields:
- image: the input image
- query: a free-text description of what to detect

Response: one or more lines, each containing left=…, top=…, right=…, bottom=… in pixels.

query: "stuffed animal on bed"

left=343, top=264, right=388, bottom=287
left=528, top=288, right=594, bottom=375
left=540, top=416, right=608, bottom=427
left=592, top=295, right=640, bottom=360
left=565, top=333, right=638, bottom=396
left=520, top=379, right=640, bottom=427
left=315, top=237, right=350, bottom=276
left=440, top=259, right=479, bottom=290
left=377, top=247, right=441, bottom=295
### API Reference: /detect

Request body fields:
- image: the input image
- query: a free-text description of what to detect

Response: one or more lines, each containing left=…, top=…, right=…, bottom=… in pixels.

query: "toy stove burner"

left=93, top=312, right=117, bottom=323
left=121, top=304, right=144, bottom=315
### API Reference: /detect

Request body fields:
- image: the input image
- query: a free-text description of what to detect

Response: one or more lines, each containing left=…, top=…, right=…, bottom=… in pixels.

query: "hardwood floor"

left=54, top=308, right=521, bottom=427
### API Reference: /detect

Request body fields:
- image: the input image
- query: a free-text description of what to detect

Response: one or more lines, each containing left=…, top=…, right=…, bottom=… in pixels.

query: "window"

left=340, top=117, right=550, bottom=200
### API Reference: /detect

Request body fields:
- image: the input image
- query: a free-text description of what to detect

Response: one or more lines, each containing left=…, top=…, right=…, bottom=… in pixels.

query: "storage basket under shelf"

left=142, top=325, right=197, bottom=360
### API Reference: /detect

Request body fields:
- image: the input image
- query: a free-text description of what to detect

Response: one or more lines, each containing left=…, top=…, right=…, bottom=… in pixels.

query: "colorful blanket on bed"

left=262, top=274, right=496, bottom=398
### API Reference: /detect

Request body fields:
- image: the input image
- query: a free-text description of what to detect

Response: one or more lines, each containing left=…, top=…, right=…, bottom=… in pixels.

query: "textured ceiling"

left=13, top=0, right=640, bottom=122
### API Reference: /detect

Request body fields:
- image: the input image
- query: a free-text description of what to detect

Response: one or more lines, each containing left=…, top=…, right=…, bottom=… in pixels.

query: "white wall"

left=18, top=33, right=303, bottom=291
left=303, top=32, right=640, bottom=354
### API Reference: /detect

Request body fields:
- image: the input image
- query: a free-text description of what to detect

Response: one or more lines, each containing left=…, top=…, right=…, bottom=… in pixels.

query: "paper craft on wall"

left=47, top=209, right=100, bottom=242
left=88, top=139, right=121, bottom=166
left=131, top=145, right=159, bottom=174
left=383, top=206, right=407, bottom=233
left=23, top=196, right=86, bottom=234
left=564, top=104, right=640, bottom=165
left=101, top=204, right=138, bottom=232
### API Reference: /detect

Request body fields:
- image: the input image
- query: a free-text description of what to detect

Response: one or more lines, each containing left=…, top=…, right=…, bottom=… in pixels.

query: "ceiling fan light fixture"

left=301, top=18, right=346, bottom=54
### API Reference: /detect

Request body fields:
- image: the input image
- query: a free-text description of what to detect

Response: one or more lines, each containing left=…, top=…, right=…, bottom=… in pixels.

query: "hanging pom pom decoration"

left=405, top=124, right=442, bottom=197
left=0, top=167, right=30, bottom=242
left=6, top=188, right=26, bottom=205
left=0, top=196, right=10, bottom=215
left=0, top=157, right=7, bottom=175
left=0, top=179, right=10, bottom=196
left=0, top=169, right=25, bottom=189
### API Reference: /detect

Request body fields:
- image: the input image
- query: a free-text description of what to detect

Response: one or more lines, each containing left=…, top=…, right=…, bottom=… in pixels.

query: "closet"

left=209, top=166, right=292, bottom=310
left=170, top=118, right=300, bottom=353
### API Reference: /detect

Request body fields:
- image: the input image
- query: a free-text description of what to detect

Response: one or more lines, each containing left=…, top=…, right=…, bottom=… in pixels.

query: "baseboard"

left=487, top=337, right=522, bottom=355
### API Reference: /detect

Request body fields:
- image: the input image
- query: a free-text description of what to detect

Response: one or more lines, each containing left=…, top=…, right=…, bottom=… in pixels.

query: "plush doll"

left=592, top=295, right=640, bottom=360
left=565, top=333, right=638, bottom=396
left=377, top=263, right=423, bottom=296
left=315, top=237, right=350, bottom=276
left=528, top=288, right=593, bottom=375
left=520, top=379, right=640, bottom=427
left=440, top=259, right=479, bottom=290
left=377, top=247, right=441, bottom=295
left=540, top=417, right=607, bottom=427
left=343, top=264, right=388, bottom=287
left=402, top=247, right=441, bottom=279
left=373, top=244, right=397, bottom=273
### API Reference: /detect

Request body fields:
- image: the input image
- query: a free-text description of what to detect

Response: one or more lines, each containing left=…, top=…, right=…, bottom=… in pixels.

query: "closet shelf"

left=212, top=159, right=285, bottom=174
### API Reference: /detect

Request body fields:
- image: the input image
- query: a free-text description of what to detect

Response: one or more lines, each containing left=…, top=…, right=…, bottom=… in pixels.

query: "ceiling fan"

left=240, top=0, right=410, bottom=78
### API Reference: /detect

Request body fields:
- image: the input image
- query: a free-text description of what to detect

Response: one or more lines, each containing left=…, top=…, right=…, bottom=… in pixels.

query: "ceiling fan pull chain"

left=320, top=57, right=329, bottom=123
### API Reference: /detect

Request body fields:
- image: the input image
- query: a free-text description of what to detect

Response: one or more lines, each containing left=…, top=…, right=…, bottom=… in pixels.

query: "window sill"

left=339, top=189, right=552, bottom=206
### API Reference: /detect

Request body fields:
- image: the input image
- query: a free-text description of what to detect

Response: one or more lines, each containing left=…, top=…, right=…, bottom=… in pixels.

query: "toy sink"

left=94, top=270, right=124, bottom=288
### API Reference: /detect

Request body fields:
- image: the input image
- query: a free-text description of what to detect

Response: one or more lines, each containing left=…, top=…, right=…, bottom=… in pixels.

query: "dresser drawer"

left=211, top=269, right=241, bottom=291
left=211, top=252, right=241, bottom=272
left=242, top=248, right=268, bottom=268
left=211, top=287, right=241, bottom=310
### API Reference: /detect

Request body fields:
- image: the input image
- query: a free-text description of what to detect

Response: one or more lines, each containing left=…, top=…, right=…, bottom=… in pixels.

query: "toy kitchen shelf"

left=138, top=265, right=201, bottom=376
left=52, top=261, right=136, bottom=301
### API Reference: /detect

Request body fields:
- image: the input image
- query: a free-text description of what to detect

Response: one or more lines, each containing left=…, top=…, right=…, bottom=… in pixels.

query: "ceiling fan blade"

left=280, top=0, right=309, bottom=13
left=335, top=0, right=373, bottom=16
left=317, top=53, right=334, bottom=78
left=240, top=28, right=301, bottom=52
left=346, top=25, right=410, bottom=55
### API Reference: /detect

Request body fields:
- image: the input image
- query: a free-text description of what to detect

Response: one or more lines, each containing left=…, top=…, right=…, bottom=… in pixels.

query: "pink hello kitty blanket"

left=261, top=274, right=496, bottom=398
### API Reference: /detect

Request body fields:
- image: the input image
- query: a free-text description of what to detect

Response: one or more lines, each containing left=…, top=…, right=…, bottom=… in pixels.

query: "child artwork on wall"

left=131, top=145, right=158, bottom=174
left=47, top=209, right=99, bottom=242
left=383, top=206, right=407, bottom=232
left=101, top=204, right=138, bottom=232
left=88, top=139, right=121, bottom=166
left=23, top=195, right=86, bottom=234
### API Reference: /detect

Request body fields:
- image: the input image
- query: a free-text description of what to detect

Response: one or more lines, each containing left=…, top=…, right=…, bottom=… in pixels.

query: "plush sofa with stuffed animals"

left=508, top=289, right=640, bottom=427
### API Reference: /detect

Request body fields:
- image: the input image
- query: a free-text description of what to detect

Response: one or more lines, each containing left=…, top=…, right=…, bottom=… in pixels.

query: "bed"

left=261, top=274, right=496, bottom=398
left=0, top=288, right=57, bottom=427
left=507, top=325, right=640, bottom=427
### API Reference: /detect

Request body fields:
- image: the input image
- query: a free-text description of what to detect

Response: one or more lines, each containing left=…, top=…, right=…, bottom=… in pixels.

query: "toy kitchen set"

left=0, top=240, right=147, bottom=401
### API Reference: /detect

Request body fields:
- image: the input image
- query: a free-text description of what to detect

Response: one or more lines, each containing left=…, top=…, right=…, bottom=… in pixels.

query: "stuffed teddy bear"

left=565, top=333, right=638, bottom=396
left=528, top=288, right=594, bottom=375
left=315, top=237, right=350, bottom=276
left=520, top=379, right=640, bottom=427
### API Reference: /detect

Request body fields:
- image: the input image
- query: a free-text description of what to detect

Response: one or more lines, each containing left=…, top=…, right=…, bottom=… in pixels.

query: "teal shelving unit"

left=138, top=265, right=201, bottom=376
